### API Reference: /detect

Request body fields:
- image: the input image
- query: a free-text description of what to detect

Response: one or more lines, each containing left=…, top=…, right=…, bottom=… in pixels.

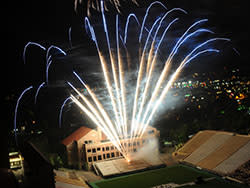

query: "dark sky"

left=7, top=0, right=250, bottom=89
left=5, top=0, right=250, bottom=125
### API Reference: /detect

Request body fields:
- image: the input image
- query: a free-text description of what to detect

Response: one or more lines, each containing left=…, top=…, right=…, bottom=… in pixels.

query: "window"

left=111, top=146, right=114, bottom=150
left=103, top=154, right=106, bottom=159
left=93, top=156, right=97, bottom=161
left=106, top=146, right=109, bottom=151
left=133, top=142, right=136, bottom=146
left=98, top=155, right=102, bottom=160
left=92, top=148, right=96, bottom=153
left=111, top=152, right=115, bottom=157
left=148, top=130, right=154, bottom=134
left=107, top=153, right=110, bottom=158
left=88, top=157, right=92, bottom=162
left=128, top=143, right=131, bottom=147
left=102, top=147, right=105, bottom=151
left=133, top=148, right=137, bottom=152
left=87, top=149, right=91, bottom=153
left=97, top=147, right=101, bottom=151
left=116, top=152, right=120, bottom=157
left=137, top=141, right=140, bottom=146
left=86, top=140, right=93, bottom=144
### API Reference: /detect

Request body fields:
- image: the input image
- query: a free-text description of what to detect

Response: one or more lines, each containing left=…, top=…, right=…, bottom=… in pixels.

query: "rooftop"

left=62, top=126, right=93, bottom=146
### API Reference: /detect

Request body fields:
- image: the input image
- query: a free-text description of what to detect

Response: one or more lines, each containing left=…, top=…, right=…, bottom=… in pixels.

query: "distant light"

left=21, top=126, right=25, bottom=131
left=9, top=152, right=19, bottom=156
left=188, top=135, right=193, bottom=138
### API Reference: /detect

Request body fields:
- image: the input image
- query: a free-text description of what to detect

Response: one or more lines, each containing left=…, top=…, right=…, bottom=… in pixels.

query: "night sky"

left=4, top=0, right=250, bottom=139
left=7, top=0, right=250, bottom=89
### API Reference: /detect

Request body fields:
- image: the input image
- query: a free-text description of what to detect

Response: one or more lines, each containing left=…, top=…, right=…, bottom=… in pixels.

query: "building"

left=62, top=126, right=160, bottom=169
left=9, top=152, right=23, bottom=170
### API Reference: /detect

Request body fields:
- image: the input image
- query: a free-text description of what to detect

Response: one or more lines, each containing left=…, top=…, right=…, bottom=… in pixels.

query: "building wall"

left=66, top=141, right=78, bottom=167
left=65, top=126, right=159, bottom=169
left=77, top=129, right=100, bottom=169
left=84, top=126, right=159, bottom=168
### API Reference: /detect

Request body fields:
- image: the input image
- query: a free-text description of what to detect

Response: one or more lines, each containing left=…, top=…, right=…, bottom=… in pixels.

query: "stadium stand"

left=197, top=135, right=249, bottom=169
left=184, top=132, right=232, bottom=164
left=94, top=157, right=164, bottom=177
left=213, top=141, right=250, bottom=174
left=175, top=130, right=250, bottom=178
left=177, top=130, right=215, bottom=157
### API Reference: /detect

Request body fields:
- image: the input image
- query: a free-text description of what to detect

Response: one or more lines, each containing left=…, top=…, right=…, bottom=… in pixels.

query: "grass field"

left=90, top=164, right=246, bottom=188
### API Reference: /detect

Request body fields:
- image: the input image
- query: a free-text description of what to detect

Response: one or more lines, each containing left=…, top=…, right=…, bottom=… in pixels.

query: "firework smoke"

left=67, top=0, right=230, bottom=160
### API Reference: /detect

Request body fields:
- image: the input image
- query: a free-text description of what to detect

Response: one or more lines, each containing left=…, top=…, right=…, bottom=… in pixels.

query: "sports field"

left=90, top=164, right=246, bottom=188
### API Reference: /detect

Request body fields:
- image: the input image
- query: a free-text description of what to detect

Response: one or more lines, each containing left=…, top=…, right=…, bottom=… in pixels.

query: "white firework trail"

left=65, top=0, right=230, bottom=161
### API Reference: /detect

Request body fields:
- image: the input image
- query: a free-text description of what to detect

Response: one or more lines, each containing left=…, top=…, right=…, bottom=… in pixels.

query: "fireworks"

left=67, top=1, right=230, bottom=160
left=74, top=0, right=139, bottom=16
left=15, top=1, right=230, bottom=161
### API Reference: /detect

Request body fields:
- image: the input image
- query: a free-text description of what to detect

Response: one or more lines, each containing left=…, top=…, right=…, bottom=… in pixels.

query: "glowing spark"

left=46, top=60, right=52, bottom=84
left=14, top=86, right=33, bottom=145
left=124, top=13, right=140, bottom=44
left=139, top=49, right=220, bottom=137
left=68, top=27, right=72, bottom=48
left=23, top=42, right=46, bottom=64
left=34, top=82, right=45, bottom=104
left=101, top=0, right=125, bottom=134
left=131, top=16, right=162, bottom=138
left=59, top=97, right=72, bottom=128
left=46, top=45, right=67, bottom=66
left=139, top=1, right=167, bottom=43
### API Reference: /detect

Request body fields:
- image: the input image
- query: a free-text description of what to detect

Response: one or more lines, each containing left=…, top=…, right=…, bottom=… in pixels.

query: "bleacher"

left=93, top=157, right=164, bottom=177
left=175, top=130, right=250, bottom=176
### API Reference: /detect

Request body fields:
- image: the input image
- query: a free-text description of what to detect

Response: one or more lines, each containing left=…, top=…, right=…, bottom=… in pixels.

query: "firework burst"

left=67, top=1, right=230, bottom=160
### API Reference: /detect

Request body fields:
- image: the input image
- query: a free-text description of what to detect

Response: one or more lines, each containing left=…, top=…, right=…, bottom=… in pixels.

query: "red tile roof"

left=62, top=126, right=93, bottom=146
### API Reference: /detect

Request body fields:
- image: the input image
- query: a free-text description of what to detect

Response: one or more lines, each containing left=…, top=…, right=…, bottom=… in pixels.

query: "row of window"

left=83, top=130, right=154, bottom=147
left=84, top=140, right=93, bottom=144
left=87, top=151, right=121, bottom=162
left=87, top=148, right=139, bottom=163
left=87, top=145, right=115, bottom=153
left=86, top=139, right=151, bottom=154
